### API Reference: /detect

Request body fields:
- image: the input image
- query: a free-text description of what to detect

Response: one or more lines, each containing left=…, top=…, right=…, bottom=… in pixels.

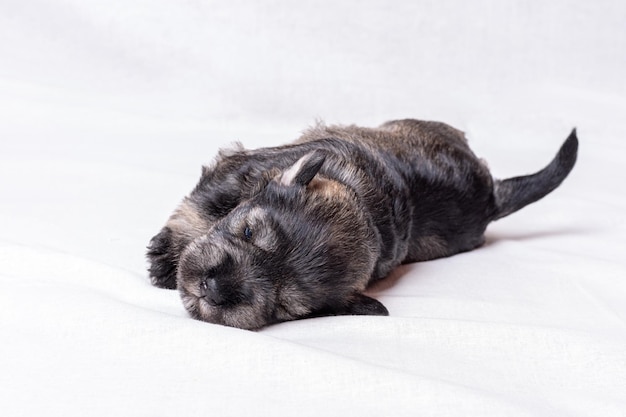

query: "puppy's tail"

left=492, top=129, right=578, bottom=220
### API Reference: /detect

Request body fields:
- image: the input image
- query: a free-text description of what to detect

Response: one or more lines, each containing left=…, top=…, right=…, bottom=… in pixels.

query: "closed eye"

left=243, top=226, right=253, bottom=240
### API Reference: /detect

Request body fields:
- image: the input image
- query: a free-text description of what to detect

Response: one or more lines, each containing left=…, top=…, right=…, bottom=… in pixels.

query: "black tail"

left=492, top=129, right=578, bottom=220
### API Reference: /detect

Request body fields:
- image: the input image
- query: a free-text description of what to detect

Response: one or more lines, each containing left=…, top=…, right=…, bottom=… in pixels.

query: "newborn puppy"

left=147, top=119, right=578, bottom=330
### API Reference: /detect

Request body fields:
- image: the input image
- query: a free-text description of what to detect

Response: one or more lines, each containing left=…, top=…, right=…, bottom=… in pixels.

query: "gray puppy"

left=147, top=119, right=578, bottom=330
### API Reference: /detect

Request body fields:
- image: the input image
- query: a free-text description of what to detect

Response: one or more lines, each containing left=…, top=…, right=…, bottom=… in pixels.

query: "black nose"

left=200, top=278, right=226, bottom=306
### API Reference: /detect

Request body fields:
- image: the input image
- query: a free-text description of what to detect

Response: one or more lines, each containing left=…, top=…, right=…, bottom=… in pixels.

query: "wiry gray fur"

left=147, top=119, right=578, bottom=330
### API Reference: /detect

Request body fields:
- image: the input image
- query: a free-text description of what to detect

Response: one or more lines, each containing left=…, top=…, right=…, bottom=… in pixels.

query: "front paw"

left=146, top=227, right=178, bottom=289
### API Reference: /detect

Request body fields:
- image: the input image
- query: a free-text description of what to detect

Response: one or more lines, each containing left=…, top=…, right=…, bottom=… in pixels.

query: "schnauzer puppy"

left=147, top=119, right=578, bottom=330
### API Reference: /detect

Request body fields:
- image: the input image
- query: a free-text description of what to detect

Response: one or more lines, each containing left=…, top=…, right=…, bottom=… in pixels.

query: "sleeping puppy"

left=147, top=119, right=578, bottom=330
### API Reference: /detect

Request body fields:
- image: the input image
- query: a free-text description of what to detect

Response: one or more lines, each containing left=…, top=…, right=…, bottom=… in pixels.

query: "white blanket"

left=1, top=1, right=625, bottom=415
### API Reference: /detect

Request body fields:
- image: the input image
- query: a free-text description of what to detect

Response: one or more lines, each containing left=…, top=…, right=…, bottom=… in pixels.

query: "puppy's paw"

left=146, top=227, right=178, bottom=289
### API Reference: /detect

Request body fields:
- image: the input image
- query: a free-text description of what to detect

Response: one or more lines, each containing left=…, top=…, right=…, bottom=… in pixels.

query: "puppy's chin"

left=179, top=290, right=272, bottom=331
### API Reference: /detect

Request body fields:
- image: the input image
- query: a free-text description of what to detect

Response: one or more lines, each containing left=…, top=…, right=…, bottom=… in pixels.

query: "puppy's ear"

left=344, top=293, right=389, bottom=316
left=302, top=293, right=389, bottom=322
left=279, top=151, right=326, bottom=187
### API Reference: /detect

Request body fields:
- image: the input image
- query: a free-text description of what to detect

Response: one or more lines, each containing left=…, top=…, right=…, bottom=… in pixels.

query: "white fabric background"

left=1, top=1, right=625, bottom=416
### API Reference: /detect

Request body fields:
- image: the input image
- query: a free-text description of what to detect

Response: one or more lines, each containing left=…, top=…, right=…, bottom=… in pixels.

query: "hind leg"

left=404, top=230, right=487, bottom=264
left=379, top=119, right=470, bottom=148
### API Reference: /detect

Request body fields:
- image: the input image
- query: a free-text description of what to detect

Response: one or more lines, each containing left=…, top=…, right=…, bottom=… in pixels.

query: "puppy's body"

left=147, top=119, right=578, bottom=329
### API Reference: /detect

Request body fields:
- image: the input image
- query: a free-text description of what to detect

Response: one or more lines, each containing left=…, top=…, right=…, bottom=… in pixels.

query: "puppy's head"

left=177, top=151, right=380, bottom=330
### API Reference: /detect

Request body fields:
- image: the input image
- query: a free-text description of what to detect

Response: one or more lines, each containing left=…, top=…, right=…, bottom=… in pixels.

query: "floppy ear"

left=279, top=151, right=326, bottom=187
left=304, top=293, right=389, bottom=320
left=343, top=293, right=389, bottom=316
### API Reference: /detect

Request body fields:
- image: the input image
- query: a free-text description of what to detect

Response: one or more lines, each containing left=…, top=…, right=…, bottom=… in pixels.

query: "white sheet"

left=1, top=1, right=625, bottom=415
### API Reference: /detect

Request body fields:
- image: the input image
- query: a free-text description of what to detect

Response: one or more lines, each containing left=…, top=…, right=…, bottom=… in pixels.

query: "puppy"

left=147, top=119, right=578, bottom=329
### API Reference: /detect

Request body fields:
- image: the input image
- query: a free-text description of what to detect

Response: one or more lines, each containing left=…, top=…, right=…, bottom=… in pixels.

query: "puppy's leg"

left=147, top=198, right=214, bottom=289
